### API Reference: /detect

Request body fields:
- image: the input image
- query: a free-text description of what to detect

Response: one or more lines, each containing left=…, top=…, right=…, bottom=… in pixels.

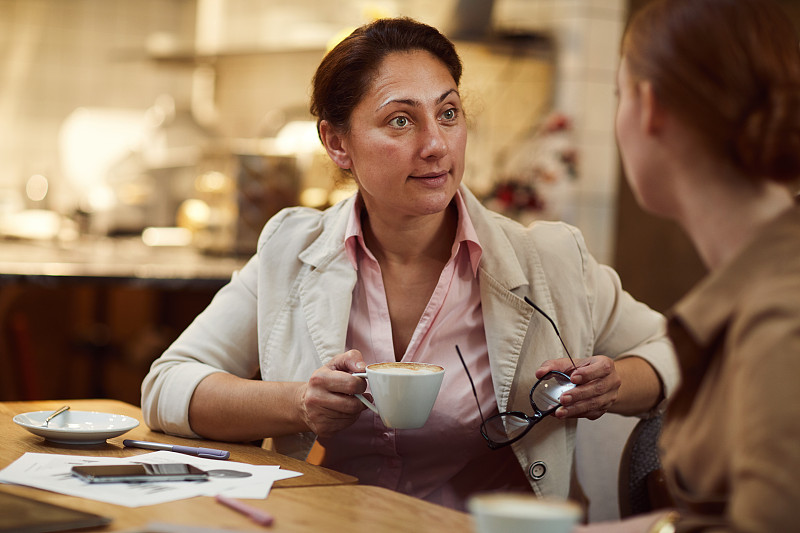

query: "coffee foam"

left=368, top=362, right=443, bottom=374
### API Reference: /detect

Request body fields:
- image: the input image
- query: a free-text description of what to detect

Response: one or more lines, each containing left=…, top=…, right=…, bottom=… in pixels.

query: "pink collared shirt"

left=317, top=191, right=531, bottom=510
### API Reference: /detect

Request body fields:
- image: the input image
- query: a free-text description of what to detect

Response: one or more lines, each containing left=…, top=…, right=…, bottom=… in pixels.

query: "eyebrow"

left=376, top=88, right=459, bottom=112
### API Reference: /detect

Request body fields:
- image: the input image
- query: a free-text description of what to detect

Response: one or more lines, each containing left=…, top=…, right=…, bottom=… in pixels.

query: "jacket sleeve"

left=140, top=253, right=260, bottom=437
left=568, top=225, right=680, bottom=409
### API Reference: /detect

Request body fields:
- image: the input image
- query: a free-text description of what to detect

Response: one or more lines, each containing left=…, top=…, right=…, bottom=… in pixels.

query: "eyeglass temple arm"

left=455, top=345, right=488, bottom=426
left=524, top=296, right=577, bottom=370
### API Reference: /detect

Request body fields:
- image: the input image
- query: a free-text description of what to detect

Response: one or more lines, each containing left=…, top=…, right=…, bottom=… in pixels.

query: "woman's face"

left=336, top=50, right=467, bottom=221
left=615, top=57, right=669, bottom=216
left=615, top=58, right=646, bottom=199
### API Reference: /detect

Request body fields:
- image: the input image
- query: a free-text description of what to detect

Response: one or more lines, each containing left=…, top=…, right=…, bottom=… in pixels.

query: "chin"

left=418, top=189, right=458, bottom=212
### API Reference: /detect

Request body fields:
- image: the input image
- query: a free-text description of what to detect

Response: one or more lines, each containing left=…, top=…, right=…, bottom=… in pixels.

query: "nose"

left=418, top=121, right=447, bottom=160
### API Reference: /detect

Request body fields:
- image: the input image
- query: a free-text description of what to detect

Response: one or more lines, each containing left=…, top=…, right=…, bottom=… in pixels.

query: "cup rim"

left=366, top=362, right=444, bottom=373
left=468, top=493, right=582, bottom=519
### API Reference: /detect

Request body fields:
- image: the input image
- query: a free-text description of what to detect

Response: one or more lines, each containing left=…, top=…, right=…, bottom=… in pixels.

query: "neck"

left=361, top=201, right=458, bottom=267
left=672, top=162, right=794, bottom=270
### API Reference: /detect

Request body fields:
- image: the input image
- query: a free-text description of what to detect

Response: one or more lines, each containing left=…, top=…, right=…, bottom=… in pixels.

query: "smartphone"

left=71, top=463, right=209, bottom=483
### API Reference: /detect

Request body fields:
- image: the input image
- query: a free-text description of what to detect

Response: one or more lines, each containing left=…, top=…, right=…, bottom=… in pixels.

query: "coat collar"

left=297, top=184, right=532, bottom=292
left=460, top=186, right=532, bottom=292
left=297, top=194, right=356, bottom=270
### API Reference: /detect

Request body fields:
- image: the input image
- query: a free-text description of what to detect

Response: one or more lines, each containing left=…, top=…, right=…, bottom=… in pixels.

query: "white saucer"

left=13, top=410, right=140, bottom=444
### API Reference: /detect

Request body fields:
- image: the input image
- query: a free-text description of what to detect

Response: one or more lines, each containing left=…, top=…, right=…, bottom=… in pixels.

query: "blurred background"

left=1, top=0, right=798, bottom=521
left=0, top=0, right=620, bottom=402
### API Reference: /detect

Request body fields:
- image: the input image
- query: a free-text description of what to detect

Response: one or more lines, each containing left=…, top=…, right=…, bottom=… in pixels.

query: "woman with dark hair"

left=142, top=17, right=676, bottom=510
left=579, top=0, right=800, bottom=531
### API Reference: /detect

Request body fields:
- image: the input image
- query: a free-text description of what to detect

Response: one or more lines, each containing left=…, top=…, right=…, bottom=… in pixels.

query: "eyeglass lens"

left=530, top=371, right=575, bottom=413
left=481, top=371, right=576, bottom=446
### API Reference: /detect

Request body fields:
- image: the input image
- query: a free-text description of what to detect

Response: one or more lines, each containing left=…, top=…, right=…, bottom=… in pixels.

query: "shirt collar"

left=344, top=188, right=483, bottom=276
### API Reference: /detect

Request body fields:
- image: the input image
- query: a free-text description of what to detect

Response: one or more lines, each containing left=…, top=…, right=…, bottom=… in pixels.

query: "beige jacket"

left=662, top=205, right=800, bottom=532
left=141, top=185, right=678, bottom=499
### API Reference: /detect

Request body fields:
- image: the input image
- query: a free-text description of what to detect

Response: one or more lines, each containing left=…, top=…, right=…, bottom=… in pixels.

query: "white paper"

left=0, top=451, right=302, bottom=507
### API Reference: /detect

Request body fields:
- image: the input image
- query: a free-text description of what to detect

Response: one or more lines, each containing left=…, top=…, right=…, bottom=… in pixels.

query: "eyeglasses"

left=457, top=296, right=577, bottom=450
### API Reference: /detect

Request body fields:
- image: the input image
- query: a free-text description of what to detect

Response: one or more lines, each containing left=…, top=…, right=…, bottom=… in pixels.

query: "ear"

left=319, top=120, right=352, bottom=170
left=638, top=80, right=666, bottom=135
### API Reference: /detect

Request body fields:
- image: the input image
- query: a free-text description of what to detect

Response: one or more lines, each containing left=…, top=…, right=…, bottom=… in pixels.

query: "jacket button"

left=528, top=461, right=547, bottom=480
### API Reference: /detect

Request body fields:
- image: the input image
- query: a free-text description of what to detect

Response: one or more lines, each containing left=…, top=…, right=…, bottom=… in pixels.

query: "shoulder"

left=723, top=239, right=800, bottom=371
left=734, top=274, right=800, bottom=339
left=462, top=186, right=589, bottom=263
left=731, top=215, right=800, bottom=337
left=474, top=203, right=590, bottom=277
left=256, top=198, right=352, bottom=254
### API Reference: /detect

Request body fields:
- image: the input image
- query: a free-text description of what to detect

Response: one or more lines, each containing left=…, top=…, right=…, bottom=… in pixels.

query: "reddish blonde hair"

left=623, top=0, right=800, bottom=182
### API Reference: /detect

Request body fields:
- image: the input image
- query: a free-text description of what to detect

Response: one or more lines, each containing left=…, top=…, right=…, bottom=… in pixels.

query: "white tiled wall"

left=496, top=0, right=626, bottom=264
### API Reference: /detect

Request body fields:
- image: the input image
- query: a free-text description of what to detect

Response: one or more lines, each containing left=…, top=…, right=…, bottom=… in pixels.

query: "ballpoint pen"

left=215, top=494, right=274, bottom=527
left=122, top=439, right=230, bottom=460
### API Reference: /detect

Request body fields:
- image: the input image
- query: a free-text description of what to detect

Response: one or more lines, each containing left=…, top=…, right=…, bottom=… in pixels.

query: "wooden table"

left=1, top=399, right=474, bottom=532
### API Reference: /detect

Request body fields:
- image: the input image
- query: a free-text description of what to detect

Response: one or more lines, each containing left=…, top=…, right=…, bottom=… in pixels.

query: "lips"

left=410, top=171, right=448, bottom=179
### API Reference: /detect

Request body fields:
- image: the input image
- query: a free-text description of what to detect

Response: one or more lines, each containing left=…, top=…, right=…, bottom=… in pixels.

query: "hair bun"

left=737, top=86, right=800, bottom=182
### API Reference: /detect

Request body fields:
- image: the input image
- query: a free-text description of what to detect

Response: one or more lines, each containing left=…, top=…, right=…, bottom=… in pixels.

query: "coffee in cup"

left=354, top=362, right=444, bottom=429
left=468, top=493, right=581, bottom=533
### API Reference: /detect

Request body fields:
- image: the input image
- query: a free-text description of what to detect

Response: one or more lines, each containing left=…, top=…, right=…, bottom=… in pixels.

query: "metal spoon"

left=207, top=469, right=252, bottom=478
left=42, top=405, right=70, bottom=427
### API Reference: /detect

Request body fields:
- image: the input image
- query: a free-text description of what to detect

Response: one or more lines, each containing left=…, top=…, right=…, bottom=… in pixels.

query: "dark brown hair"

left=310, top=17, right=462, bottom=135
left=623, top=0, right=800, bottom=182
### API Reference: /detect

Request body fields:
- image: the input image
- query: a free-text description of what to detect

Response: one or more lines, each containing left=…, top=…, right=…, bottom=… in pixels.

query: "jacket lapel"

left=463, top=187, right=544, bottom=413
left=297, top=197, right=358, bottom=366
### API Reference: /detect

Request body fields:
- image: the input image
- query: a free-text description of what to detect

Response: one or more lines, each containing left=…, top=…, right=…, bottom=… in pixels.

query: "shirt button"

left=528, top=461, right=547, bottom=480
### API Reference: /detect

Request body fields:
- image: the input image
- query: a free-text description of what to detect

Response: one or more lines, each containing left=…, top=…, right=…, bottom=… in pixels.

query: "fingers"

left=299, top=352, right=369, bottom=437
left=299, top=381, right=367, bottom=437
left=567, top=355, right=615, bottom=385
left=554, top=356, right=621, bottom=420
left=303, top=383, right=365, bottom=419
left=308, top=364, right=367, bottom=397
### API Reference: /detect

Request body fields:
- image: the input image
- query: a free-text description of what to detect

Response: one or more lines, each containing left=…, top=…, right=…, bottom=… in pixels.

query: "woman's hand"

left=535, top=356, right=621, bottom=420
left=296, top=350, right=369, bottom=437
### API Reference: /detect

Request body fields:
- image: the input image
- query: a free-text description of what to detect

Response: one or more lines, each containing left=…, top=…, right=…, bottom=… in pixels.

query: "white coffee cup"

left=468, top=493, right=581, bottom=533
left=353, top=362, right=445, bottom=429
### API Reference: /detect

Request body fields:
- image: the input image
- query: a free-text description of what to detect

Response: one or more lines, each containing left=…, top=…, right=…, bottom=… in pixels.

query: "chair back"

left=618, top=414, right=671, bottom=517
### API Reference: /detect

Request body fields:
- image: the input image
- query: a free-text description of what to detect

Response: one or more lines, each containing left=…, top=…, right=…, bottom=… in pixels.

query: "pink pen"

left=215, top=494, right=274, bottom=527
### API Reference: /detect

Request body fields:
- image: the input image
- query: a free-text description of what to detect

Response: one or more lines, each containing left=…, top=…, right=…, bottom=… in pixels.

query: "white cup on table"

left=354, top=362, right=444, bottom=429
left=468, top=493, right=582, bottom=533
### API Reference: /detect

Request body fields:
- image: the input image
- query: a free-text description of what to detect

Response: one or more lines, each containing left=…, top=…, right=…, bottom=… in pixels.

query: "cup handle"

left=352, top=372, right=379, bottom=414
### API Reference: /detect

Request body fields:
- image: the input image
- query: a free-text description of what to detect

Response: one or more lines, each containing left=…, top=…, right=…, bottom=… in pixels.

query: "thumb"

left=536, top=357, right=578, bottom=378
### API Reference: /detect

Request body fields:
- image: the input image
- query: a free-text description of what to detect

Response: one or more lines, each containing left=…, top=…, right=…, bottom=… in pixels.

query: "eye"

left=441, top=108, right=458, bottom=121
left=389, top=116, right=409, bottom=128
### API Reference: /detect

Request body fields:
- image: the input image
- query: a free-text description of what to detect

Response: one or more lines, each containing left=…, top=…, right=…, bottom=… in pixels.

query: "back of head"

left=310, top=17, right=462, bottom=135
left=622, top=0, right=800, bottom=183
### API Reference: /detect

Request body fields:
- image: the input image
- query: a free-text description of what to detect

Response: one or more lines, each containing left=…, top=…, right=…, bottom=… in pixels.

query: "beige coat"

left=662, top=205, right=800, bottom=532
left=141, top=185, right=678, bottom=499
